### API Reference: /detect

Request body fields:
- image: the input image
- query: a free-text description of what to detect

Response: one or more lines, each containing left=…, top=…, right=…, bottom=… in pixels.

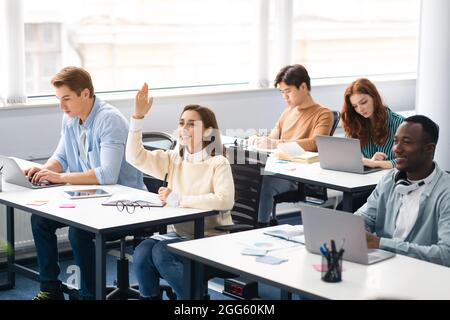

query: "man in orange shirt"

left=249, top=64, right=333, bottom=225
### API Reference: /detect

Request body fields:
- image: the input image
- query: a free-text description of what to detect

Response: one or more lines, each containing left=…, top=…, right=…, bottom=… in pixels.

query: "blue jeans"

left=133, top=237, right=185, bottom=298
left=31, top=214, right=123, bottom=299
left=258, top=175, right=298, bottom=223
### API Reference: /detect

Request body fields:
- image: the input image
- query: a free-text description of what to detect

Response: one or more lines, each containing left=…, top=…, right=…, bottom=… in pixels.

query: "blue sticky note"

left=275, top=160, right=289, bottom=164
left=255, top=255, right=288, bottom=265
left=241, top=248, right=267, bottom=256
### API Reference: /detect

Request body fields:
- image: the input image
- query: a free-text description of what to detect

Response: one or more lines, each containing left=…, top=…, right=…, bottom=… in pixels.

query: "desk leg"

left=194, top=218, right=205, bottom=240
left=95, top=233, right=106, bottom=300
left=281, top=290, right=292, bottom=300
left=183, top=217, right=205, bottom=300
left=342, top=192, right=354, bottom=212
left=0, top=206, right=15, bottom=290
left=182, top=257, right=194, bottom=299
left=298, top=183, right=307, bottom=201
left=182, top=257, right=205, bottom=300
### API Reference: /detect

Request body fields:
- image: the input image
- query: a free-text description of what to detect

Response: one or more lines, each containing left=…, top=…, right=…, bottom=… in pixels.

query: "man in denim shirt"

left=356, top=115, right=450, bottom=267
left=25, top=67, right=145, bottom=300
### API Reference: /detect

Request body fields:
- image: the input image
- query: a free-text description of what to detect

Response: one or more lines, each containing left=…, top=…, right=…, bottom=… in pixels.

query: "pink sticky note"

left=313, top=264, right=328, bottom=272
left=313, top=264, right=345, bottom=272
left=60, top=203, right=76, bottom=208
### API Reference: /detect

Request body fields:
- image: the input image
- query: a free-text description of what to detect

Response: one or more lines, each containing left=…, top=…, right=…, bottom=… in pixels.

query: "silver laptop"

left=0, top=156, right=65, bottom=189
left=316, top=135, right=382, bottom=174
left=302, top=205, right=395, bottom=265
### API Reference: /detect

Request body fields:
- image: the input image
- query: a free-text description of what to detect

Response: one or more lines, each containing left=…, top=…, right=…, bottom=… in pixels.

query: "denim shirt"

left=50, top=96, right=145, bottom=190
left=356, top=164, right=450, bottom=267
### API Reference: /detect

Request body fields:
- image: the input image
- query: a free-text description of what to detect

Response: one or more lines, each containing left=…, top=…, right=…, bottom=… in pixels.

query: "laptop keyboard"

left=368, top=253, right=383, bottom=262
left=29, top=179, right=51, bottom=187
left=368, top=249, right=395, bottom=263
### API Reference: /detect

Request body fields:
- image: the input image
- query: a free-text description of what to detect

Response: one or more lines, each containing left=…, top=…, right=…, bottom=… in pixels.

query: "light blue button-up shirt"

left=50, top=96, right=145, bottom=190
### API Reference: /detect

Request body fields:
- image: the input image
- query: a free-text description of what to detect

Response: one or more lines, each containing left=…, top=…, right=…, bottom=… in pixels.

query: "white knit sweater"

left=126, top=119, right=234, bottom=238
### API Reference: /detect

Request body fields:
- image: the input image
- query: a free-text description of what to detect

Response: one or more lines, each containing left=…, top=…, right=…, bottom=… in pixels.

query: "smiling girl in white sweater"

left=126, top=83, right=234, bottom=299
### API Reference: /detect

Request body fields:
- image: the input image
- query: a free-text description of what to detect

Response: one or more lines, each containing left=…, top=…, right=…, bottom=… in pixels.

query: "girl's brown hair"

left=341, top=78, right=388, bottom=146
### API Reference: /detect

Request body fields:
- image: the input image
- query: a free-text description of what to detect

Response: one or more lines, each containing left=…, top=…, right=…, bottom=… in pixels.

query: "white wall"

left=416, top=0, right=450, bottom=171
left=0, top=78, right=416, bottom=160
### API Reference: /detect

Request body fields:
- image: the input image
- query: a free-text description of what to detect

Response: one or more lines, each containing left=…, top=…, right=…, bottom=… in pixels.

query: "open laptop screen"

left=316, top=135, right=381, bottom=174
left=302, top=205, right=394, bottom=264
left=0, top=156, right=65, bottom=189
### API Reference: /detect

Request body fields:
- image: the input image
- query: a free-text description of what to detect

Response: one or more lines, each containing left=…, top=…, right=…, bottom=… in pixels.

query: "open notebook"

left=275, top=142, right=319, bottom=164
left=246, top=145, right=276, bottom=154
left=102, top=191, right=164, bottom=207
left=263, top=225, right=305, bottom=244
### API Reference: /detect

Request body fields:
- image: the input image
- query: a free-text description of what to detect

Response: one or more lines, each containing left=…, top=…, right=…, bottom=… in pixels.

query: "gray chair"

left=142, top=131, right=176, bottom=193
left=216, top=150, right=264, bottom=232
left=142, top=131, right=177, bottom=151
left=269, top=110, right=341, bottom=226
left=205, top=150, right=264, bottom=300
left=106, top=131, right=177, bottom=300
left=330, top=111, right=341, bottom=137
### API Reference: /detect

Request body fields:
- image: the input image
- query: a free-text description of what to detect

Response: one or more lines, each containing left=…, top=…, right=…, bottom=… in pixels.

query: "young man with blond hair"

left=27, top=66, right=145, bottom=300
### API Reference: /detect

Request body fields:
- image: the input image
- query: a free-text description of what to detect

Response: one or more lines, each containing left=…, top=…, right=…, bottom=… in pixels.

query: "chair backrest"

left=228, top=151, right=264, bottom=228
left=330, top=111, right=341, bottom=136
left=301, top=110, right=340, bottom=204
left=142, top=131, right=176, bottom=151
left=142, top=131, right=177, bottom=193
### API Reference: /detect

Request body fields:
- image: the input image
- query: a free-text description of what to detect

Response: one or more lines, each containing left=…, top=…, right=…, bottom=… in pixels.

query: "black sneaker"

left=32, top=290, right=65, bottom=300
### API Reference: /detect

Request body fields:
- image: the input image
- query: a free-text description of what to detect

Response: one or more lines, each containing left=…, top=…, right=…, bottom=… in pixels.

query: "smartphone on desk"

left=63, top=188, right=111, bottom=199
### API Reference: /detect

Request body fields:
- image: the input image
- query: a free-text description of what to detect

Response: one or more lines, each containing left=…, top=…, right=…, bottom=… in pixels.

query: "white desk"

left=0, top=170, right=215, bottom=299
left=264, top=156, right=388, bottom=212
left=169, top=226, right=450, bottom=300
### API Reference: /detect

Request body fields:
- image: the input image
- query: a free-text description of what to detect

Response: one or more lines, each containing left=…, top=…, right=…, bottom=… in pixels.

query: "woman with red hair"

left=341, top=78, right=405, bottom=169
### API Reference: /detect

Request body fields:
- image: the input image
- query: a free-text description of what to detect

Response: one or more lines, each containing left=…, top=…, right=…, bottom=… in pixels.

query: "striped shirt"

left=361, top=107, right=405, bottom=167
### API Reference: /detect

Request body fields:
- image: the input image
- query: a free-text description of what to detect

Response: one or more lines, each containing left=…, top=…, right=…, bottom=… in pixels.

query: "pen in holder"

left=320, top=240, right=344, bottom=283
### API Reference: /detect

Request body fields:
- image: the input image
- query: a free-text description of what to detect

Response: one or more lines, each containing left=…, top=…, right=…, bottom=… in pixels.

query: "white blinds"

left=274, top=0, right=293, bottom=70
left=251, top=0, right=270, bottom=88
left=4, top=0, right=27, bottom=105
left=416, top=0, right=450, bottom=171
left=251, top=0, right=293, bottom=89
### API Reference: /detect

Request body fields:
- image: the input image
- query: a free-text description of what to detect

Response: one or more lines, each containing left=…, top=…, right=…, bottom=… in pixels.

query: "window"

left=282, top=0, right=420, bottom=79
left=23, top=0, right=254, bottom=96
left=2, top=0, right=421, bottom=101
left=25, top=23, right=62, bottom=95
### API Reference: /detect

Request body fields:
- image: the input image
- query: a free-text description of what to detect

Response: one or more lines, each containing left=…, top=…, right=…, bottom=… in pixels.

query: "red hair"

left=341, top=78, right=388, bottom=146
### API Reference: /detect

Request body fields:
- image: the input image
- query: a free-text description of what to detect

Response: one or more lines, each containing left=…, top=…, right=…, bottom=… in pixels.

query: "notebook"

left=102, top=191, right=164, bottom=207
left=263, top=225, right=305, bottom=244
left=276, top=142, right=319, bottom=164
